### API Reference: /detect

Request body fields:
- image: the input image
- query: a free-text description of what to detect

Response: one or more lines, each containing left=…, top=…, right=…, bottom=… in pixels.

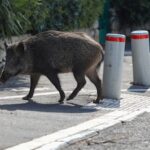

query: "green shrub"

left=0, top=0, right=104, bottom=38
left=111, top=0, right=150, bottom=30
left=0, top=0, right=25, bottom=38
left=12, top=0, right=104, bottom=33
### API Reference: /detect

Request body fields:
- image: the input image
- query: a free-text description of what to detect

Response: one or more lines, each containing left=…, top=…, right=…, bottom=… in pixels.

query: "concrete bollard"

left=131, top=30, right=150, bottom=86
left=102, top=33, right=126, bottom=99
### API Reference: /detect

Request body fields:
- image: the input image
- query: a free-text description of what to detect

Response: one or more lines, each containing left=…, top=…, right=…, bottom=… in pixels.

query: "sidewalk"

left=58, top=54, right=150, bottom=150
left=63, top=111, right=150, bottom=150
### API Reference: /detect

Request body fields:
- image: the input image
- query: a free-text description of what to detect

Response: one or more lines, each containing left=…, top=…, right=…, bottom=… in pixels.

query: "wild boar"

left=0, top=30, right=104, bottom=103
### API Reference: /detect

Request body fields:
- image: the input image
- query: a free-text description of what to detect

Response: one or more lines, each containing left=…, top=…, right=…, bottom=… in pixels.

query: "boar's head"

left=0, top=42, right=31, bottom=83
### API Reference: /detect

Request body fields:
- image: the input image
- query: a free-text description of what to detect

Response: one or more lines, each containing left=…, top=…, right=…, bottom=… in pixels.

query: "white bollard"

left=131, top=30, right=150, bottom=86
left=102, top=33, right=126, bottom=99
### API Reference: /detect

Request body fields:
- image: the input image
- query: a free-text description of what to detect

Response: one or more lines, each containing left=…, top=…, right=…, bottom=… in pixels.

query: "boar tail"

left=96, top=59, right=102, bottom=71
left=96, top=50, right=104, bottom=71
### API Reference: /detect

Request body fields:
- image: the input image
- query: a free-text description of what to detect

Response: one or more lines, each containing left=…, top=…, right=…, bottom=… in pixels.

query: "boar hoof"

left=93, top=99, right=100, bottom=104
left=58, top=100, right=64, bottom=104
left=58, top=93, right=65, bottom=103
left=22, top=96, right=32, bottom=101
left=66, top=97, right=72, bottom=101
left=66, top=95, right=74, bottom=101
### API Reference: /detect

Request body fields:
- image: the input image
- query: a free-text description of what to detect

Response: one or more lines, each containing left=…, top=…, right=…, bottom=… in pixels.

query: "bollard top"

left=131, top=30, right=148, bottom=35
left=131, top=30, right=149, bottom=39
left=106, top=33, right=126, bottom=42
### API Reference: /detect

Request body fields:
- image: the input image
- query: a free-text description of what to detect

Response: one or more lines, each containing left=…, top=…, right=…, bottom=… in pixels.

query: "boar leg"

left=46, top=73, right=65, bottom=103
left=67, top=72, right=86, bottom=100
left=86, top=68, right=102, bottom=103
left=23, top=74, right=40, bottom=100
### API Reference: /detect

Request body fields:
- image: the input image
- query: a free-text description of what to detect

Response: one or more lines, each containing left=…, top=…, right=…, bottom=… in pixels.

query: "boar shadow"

left=0, top=101, right=97, bottom=113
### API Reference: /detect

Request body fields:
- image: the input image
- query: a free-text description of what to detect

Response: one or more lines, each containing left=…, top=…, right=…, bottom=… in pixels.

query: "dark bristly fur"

left=0, top=30, right=104, bottom=103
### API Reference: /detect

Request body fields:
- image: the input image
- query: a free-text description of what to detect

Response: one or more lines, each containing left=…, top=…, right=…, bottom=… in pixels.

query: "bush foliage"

left=110, top=0, right=150, bottom=30
left=0, top=0, right=26, bottom=39
left=0, top=0, right=104, bottom=38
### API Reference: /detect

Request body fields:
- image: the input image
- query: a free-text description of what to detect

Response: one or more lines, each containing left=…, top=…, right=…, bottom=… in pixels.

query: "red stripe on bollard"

left=106, top=36, right=125, bottom=42
left=131, top=34, right=149, bottom=39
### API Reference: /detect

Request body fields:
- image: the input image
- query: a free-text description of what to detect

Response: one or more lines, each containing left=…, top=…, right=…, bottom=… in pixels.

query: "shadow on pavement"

left=99, top=99, right=120, bottom=109
left=128, top=84, right=150, bottom=93
left=0, top=100, right=97, bottom=113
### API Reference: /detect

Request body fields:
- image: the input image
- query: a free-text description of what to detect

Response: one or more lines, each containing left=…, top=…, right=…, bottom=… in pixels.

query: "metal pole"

left=102, top=33, right=126, bottom=99
left=99, top=0, right=110, bottom=45
left=131, top=30, right=150, bottom=86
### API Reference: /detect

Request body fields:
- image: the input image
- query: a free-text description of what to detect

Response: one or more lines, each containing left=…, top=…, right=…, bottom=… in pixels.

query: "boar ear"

left=17, top=42, right=27, bottom=55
